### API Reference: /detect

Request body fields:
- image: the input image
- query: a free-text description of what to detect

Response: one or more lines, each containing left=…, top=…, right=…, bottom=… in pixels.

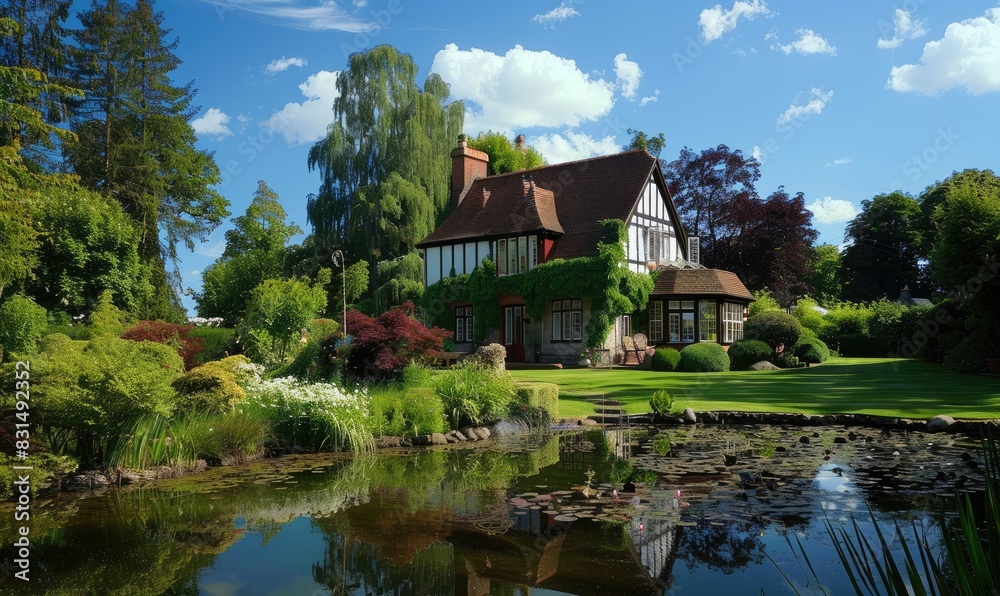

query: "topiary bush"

left=728, top=339, right=773, bottom=371
left=679, top=343, right=730, bottom=372
left=0, top=295, right=47, bottom=357
left=514, top=382, right=559, bottom=424
left=793, top=336, right=831, bottom=364
left=651, top=347, right=681, bottom=371
left=744, top=311, right=803, bottom=352
left=172, top=356, right=252, bottom=413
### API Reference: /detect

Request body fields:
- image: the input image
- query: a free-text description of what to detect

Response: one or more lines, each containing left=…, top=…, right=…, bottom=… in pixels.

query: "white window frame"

left=551, top=299, right=583, bottom=342
left=497, top=239, right=507, bottom=276
left=723, top=302, right=744, bottom=343
left=649, top=301, right=663, bottom=343
left=699, top=300, right=717, bottom=342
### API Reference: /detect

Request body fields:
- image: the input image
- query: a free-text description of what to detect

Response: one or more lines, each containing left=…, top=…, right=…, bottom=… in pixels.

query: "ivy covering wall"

left=422, top=220, right=654, bottom=349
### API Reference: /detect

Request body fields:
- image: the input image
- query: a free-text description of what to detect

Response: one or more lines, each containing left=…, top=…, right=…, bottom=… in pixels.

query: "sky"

left=128, top=0, right=999, bottom=313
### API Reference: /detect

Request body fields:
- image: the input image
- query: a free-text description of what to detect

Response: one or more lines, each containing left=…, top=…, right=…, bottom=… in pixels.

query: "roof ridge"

left=476, top=149, right=655, bottom=183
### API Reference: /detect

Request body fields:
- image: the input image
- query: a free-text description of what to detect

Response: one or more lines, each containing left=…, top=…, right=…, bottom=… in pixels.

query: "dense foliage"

left=744, top=311, right=803, bottom=353
left=0, top=294, right=46, bottom=356
left=679, top=343, right=731, bottom=372
left=437, top=359, right=515, bottom=428
left=727, top=339, right=773, bottom=371
left=651, top=347, right=682, bottom=372
left=122, top=320, right=204, bottom=370
left=344, top=301, right=450, bottom=377
left=793, top=336, right=831, bottom=364
left=468, top=131, right=545, bottom=175
left=239, top=271, right=329, bottom=366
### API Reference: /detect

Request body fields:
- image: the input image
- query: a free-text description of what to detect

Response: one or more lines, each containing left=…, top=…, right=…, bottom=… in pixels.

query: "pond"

left=1, top=425, right=988, bottom=595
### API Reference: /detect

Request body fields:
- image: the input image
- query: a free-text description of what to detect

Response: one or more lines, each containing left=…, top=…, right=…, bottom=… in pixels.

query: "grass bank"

left=509, top=357, right=1000, bottom=420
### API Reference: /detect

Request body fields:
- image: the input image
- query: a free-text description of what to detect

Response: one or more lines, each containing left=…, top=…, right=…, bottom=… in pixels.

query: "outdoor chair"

left=634, top=333, right=648, bottom=352
left=622, top=335, right=643, bottom=364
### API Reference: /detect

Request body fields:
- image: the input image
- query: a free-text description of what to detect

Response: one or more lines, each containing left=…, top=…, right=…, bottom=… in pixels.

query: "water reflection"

left=0, top=426, right=984, bottom=595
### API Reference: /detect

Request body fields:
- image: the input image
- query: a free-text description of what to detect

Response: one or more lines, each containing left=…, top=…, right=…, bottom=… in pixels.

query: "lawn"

left=510, top=357, right=1000, bottom=420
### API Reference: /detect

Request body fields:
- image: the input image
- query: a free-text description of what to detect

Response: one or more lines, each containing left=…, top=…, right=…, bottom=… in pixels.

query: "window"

left=723, top=302, right=745, bottom=343
left=699, top=300, right=717, bottom=342
left=551, top=299, right=583, bottom=341
left=645, top=227, right=675, bottom=262
left=649, top=301, right=663, bottom=342
left=455, top=306, right=473, bottom=343
left=666, top=300, right=696, bottom=343
left=497, top=235, right=539, bottom=276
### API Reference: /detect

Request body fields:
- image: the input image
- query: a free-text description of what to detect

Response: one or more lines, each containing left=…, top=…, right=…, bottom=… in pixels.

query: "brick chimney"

left=449, top=134, right=489, bottom=212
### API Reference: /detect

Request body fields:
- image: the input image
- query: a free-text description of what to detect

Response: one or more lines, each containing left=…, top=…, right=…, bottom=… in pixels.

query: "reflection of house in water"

left=630, top=506, right=681, bottom=590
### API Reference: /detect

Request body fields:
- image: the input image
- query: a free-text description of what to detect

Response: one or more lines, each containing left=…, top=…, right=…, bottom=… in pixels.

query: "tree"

left=803, top=243, right=842, bottom=305
left=197, top=181, right=300, bottom=326
left=839, top=192, right=922, bottom=303
left=622, top=128, right=666, bottom=159
left=306, top=45, right=463, bottom=292
left=239, top=270, right=330, bottom=366
left=67, top=0, right=228, bottom=317
left=917, top=169, right=1000, bottom=270
left=0, top=151, right=37, bottom=301
left=0, top=8, right=79, bottom=165
left=468, top=131, right=545, bottom=175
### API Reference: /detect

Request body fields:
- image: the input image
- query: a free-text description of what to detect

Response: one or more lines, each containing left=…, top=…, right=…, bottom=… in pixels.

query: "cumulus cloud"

left=265, top=56, right=308, bottom=73
left=752, top=145, right=763, bottom=161
left=431, top=44, right=615, bottom=133
left=771, top=28, right=837, bottom=55
left=825, top=157, right=852, bottom=167
left=262, top=70, right=340, bottom=145
left=614, top=53, right=643, bottom=100
left=877, top=9, right=928, bottom=50
left=528, top=131, right=620, bottom=164
left=777, top=88, right=833, bottom=126
left=699, top=0, right=772, bottom=43
left=200, top=0, right=374, bottom=32
left=191, top=108, right=233, bottom=140
left=197, top=240, right=226, bottom=258
left=640, top=89, right=660, bottom=106
left=807, top=197, right=858, bottom=224
left=887, top=7, right=1000, bottom=95
left=531, top=2, right=579, bottom=27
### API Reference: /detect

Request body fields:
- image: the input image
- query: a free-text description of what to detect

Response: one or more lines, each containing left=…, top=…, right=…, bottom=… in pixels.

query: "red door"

left=503, top=306, right=525, bottom=362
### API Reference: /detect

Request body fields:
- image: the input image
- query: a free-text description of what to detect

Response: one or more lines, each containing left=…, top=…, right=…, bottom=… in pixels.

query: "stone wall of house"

left=538, top=299, right=594, bottom=366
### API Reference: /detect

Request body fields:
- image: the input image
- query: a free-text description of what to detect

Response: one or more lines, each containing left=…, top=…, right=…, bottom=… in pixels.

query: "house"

left=416, top=135, right=754, bottom=364
left=895, top=285, right=933, bottom=308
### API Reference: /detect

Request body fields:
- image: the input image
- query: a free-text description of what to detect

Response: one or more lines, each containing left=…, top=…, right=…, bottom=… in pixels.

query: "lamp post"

left=332, top=250, right=347, bottom=339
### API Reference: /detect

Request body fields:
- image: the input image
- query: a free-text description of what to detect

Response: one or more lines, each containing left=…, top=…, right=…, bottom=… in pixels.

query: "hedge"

left=514, top=381, right=560, bottom=422
left=679, top=343, right=730, bottom=372
left=651, top=347, right=681, bottom=371
left=793, top=337, right=831, bottom=364
left=728, top=339, right=773, bottom=371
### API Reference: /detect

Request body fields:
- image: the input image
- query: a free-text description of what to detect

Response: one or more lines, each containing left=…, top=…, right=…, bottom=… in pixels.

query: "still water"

left=2, top=425, right=985, bottom=595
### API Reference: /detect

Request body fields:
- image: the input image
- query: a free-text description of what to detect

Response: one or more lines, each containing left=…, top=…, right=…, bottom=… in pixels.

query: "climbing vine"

left=418, top=273, right=470, bottom=329
left=425, top=220, right=654, bottom=348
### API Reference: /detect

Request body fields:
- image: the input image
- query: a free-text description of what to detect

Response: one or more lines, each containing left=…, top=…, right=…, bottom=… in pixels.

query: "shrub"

left=791, top=298, right=828, bottom=336
left=277, top=338, right=325, bottom=381
left=943, top=327, right=991, bottom=374
left=744, top=311, right=803, bottom=352
left=728, top=339, right=773, bottom=371
left=310, top=318, right=340, bottom=340
left=172, top=356, right=251, bottom=413
left=651, top=347, right=681, bottom=371
left=401, top=363, right=433, bottom=389
left=867, top=299, right=906, bottom=355
left=0, top=295, right=47, bottom=356
left=187, top=326, right=235, bottom=364
left=820, top=303, right=875, bottom=356
left=206, top=410, right=269, bottom=465
left=239, top=274, right=329, bottom=367
left=514, top=382, right=559, bottom=423
left=649, top=389, right=676, bottom=417
left=749, top=289, right=781, bottom=317
left=241, top=377, right=373, bottom=453
left=88, top=289, right=130, bottom=337
left=679, top=343, right=730, bottom=372
left=0, top=452, right=76, bottom=498
left=122, top=321, right=204, bottom=370
left=793, top=336, right=831, bottom=364
left=780, top=354, right=801, bottom=369
left=436, top=359, right=515, bottom=428
left=369, top=386, right=445, bottom=437
left=475, top=343, right=507, bottom=370
left=345, top=301, right=451, bottom=378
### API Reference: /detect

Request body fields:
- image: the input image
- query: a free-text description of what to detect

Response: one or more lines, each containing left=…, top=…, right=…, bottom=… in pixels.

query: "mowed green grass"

left=510, top=358, right=1000, bottom=419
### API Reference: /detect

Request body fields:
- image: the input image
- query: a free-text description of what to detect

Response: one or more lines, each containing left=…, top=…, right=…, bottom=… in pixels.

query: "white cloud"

left=531, top=3, right=580, bottom=27
left=352, top=0, right=367, bottom=7
left=201, top=1, right=374, bottom=32
left=877, top=9, right=928, bottom=50
left=825, top=157, right=852, bottom=167
left=262, top=70, right=340, bottom=145
left=771, top=28, right=836, bottom=56
left=887, top=7, right=1000, bottom=95
left=613, top=53, right=643, bottom=101
left=752, top=145, right=763, bottom=161
left=191, top=108, right=233, bottom=140
left=191, top=270, right=201, bottom=277
left=196, top=240, right=226, bottom=258
left=640, top=89, right=660, bottom=106
left=431, top=44, right=615, bottom=134
left=776, top=88, right=833, bottom=125
left=265, top=56, right=308, bottom=73
left=807, top=197, right=858, bottom=224
left=699, top=0, right=772, bottom=43
left=528, top=131, right=620, bottom=164
left=236, top=113, right=252, bottom=134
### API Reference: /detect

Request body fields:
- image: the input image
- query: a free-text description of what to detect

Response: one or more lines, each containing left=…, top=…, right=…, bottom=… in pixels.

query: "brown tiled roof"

left=417, top=150, right=658, bottom=257
left=652, top=265, right=755, bottom=301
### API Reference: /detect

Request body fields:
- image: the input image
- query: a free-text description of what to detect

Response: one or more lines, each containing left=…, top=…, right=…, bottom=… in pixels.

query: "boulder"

left=926, top=415, right=956, bottom=432
left=459, top=427, right=480, bottom=441
left=683, top=407, right=697, bottom=424
left=446, top=430, right=468, bottom=443
left=749, top=360, right=781, bottom=371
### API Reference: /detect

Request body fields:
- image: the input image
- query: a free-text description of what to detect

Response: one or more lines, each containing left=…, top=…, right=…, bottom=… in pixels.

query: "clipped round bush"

left=679, top=343, right=730, bottom=372
left=651, top=347, right=681, bottom=371
left=793, top=336, right=831, bottom=364
left=728, top=339, right=773, bottom=371
left=780, top=354, right=801, bottom=369
left=0, top=295, right=47, bottom=356
left=744, top=311, right=803, bottom=352
left=172, top=355, right=255, bottom=413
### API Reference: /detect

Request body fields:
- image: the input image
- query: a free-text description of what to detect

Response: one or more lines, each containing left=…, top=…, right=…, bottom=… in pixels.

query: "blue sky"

left=139, top=0, right=999, bottom=313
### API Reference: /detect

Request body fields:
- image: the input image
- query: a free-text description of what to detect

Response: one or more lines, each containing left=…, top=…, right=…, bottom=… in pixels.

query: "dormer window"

left=497, top=236, right=538, bottom=276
